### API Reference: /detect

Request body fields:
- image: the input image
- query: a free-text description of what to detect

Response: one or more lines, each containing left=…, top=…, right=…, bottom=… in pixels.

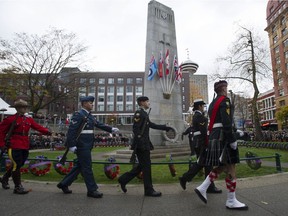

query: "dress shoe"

left=145, top=190, right=162, bottom=197
left=57, top=183, right=72, bottom=194
left=13, top=185, right=29, bottom=195
left=194, top=188, right=207, bottom=204
left=179, top=177, right=186, bottom=190
left=87, top=190, right=103, bottom=198
left=118, top=179, right=127, bottom=193
left=0, top=177, right=10, bottom=190
left=207, top=186, right=222, bottom=194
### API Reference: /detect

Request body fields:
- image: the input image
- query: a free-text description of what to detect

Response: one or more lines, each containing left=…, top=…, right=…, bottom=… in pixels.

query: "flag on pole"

left=147, top=55, right=158, bottom=80
left=165, top=49, right=170, bottom=75
left=158, top=51, right=163, bottom=78
left=176, top=65, right=182, bottom=83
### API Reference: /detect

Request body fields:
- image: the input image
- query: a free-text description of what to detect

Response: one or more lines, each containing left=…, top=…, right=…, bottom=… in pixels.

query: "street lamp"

left=53, top=114, right=58, bottom=132
left=0, top=108, right=7, bottom=122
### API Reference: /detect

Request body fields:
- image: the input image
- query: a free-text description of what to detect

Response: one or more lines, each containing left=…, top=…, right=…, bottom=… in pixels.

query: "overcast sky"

left=0, top=0, right=273, bottom=101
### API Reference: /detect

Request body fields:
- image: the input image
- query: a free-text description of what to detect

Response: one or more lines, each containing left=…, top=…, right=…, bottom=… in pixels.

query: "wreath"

left=104, top=157, right=120, bottom=180
left=53, top=156, right=73, bottom=175
left=166, top=154, right=177, bottom=177
left=245, top=151, right=262, bottom=170
left=29, top=155, right=52, bottom=176
left=5, top=159, right=30, bottom=174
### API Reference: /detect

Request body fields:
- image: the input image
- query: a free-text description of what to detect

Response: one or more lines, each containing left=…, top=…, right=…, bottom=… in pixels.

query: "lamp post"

left=0, top=108, right=7, bottom=122
left=53, top=114, right=58, bottom=132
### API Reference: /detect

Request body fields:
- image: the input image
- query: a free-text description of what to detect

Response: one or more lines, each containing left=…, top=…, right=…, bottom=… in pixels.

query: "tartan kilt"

left=199, top=128, right=239, bottom=166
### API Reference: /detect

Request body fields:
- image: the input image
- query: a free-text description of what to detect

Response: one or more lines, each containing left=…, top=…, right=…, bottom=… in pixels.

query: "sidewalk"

left=0, top=172, right=287, bottom=216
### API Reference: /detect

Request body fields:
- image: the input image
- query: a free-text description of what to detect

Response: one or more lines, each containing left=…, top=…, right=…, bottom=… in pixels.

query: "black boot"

left=0, top=168, right=12, bottom=189
left=12, top=170, right=29, bottom=195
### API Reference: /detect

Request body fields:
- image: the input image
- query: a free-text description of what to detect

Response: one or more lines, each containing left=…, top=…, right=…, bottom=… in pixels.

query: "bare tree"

left=213, top=26, right=272, bottom=141
left=0, top=27, right=87, bottom=114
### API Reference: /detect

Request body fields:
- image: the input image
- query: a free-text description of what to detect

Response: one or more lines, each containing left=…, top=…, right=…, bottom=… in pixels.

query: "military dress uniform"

left=0, top=105, right=50, bottom=194
left=179, top=102, right=221, bottom=193
left=204, top=95, right=239, bottom=166
left=118, top=105, right=170, bottom=196
left=57, top=107, right=114, bottom=197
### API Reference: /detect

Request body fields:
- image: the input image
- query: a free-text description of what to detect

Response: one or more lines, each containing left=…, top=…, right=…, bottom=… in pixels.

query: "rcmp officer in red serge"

left=194, top=80, right=248, bottom=210
left=0, top=99, right=51, bottom=194
left=57, top=96, right=119, bottom=198
left=179, top=99, right=222, bottom=193
left=118, top=96, right=172, bottom=197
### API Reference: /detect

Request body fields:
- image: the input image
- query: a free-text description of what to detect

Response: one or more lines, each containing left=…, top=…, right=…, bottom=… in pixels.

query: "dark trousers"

left=118, top=149, right=153, bottom=193
left=181, top=163, right=216, bottom=189
left=59, top=149, right=97, bottom=192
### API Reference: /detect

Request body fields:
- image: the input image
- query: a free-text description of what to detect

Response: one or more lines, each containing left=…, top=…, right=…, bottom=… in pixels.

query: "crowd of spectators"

left=29, top=132, right=132, bottom=150
left=246, top=130, right=288, bottom=142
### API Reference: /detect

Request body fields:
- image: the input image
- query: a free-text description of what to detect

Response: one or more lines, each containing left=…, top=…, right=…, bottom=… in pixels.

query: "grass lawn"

left=0, top=146, right=287, bottom=184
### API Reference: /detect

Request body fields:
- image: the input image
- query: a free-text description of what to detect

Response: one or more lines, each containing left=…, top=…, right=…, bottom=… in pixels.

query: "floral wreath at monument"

left=5, top=159, right=30, bottom=174
left=245, top=151, right=262, bottom=170
left=53, top=156, right=73, bottom=175
left=103, top=157, right=120, bottom=180
left=29, top=155, right=52, bottom=176
left=162, top=124, right=179, bottom=143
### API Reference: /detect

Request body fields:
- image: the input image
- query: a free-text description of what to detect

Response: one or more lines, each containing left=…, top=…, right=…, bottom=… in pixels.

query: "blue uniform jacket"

left=67, top=109, right=112, bottom=149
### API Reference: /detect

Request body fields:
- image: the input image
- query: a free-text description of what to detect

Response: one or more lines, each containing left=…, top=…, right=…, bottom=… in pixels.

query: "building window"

left=88, top=86, right=95, bottom=94
left=126, top=104, right=133, bottom=111
left=127, top=78, right=133, bottom=84
left=273, top=35, right=278, bottom=44
left=272, top=25, right=276, bottom=33
left=126, top=86, right=133, bottom=93
left=117, top=96, right=123, bottom=102
left=98, top=96, right=105, bottom=102
left=117, top=86, right=124, bottom=94
left=116, top=104, right=123, bottom=111
left=107, top=104, right=114, bottom=111
left=99, top=78, right=105, bottom=84
left=274, top=46, right=279, bottom=54
left=279, top=89, right=284, bottom=96
left=278, top=78, right=283, bottom=86
left=136, top=78, right=143, bottom=84
left=98, top=86, right=105, bottom=93
left=79, top=87, right=86, bottom=94
left=107, top=86, right=114, bottom=94
left=126, top=95, right=133, bottom=102
left=281, top=16, right=286, bottom=26
left=135, top=86, right=143, bottom=93
left=97, top=105, right=104, bottom=111
left=283, top=38, right=288, bottom=47
left=108, top=78, right=114, bottom=84
left=276, top=57, right=280, bottom=65
left=89, top=78, right=95, bottom=84
left=117, top=78, right=124, bottom=84
left=107, top=95, right=114, bottom=102
left=282, top=27, right=288, bottom=36
left=279, top=100, right=285, bottom=106
left=80, top=78, right=86, bottom=84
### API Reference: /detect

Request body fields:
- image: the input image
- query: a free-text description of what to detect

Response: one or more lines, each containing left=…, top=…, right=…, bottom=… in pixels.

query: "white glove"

left=236, top=129, right=244, bottom=137
left=69, top=146, right=77, bottom=153
left=112, top=127, right=119, bottom=133
left=230, top=141, right=237, bottom=150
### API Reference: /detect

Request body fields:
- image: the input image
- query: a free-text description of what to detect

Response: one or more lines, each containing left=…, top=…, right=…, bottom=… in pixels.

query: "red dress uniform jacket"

left=0, top=114, right=50, bottom=150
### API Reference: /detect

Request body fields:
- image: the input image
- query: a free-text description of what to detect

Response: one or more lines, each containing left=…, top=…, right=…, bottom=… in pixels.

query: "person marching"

left=194, top=80, right=248, bottom=210
left=179, top=99, right=221, bottom=193
left=57, top=96, right=119, bottom=198
left=118, top=96, right=171, bottom=197
left=0, top=99, right=51, bottom=194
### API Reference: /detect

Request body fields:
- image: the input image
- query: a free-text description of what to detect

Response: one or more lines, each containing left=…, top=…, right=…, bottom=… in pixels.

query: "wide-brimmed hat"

left=192, top=99, right=205, bottom=111
left=10, top=99, right=29, bottom=108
